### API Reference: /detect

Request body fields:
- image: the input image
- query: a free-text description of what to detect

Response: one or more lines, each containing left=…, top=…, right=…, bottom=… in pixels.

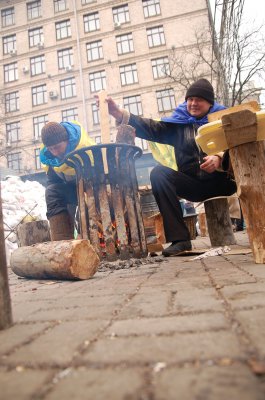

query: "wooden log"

left=98, top=90, right=111, bottom=144
left=205, top=198, right=236, bottom=246
left=17, top=220, right=51, bottom=247
left=10, top=239, right=100, bottom=280
left=0, top=185, right=13, bottom=330
left=207, top=101, right=260, bottom=123
left=222, top=110, right=265, bottom=263
left=198, top=212, right=208, bottom=237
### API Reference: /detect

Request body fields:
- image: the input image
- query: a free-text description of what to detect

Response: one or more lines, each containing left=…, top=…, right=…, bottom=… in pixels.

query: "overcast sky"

left=209, top=0, right=265, bottom=100
left=242, top=0, right=265, bottom=27
left=209, top=0, right=265, bottom=31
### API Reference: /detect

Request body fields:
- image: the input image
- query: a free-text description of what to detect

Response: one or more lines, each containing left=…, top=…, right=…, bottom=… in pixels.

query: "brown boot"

left=48, top=212, right=74, bottom=241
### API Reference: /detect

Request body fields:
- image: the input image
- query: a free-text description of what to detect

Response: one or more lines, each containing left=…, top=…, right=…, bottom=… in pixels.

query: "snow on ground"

left=1, top=176, right=47, bottom=264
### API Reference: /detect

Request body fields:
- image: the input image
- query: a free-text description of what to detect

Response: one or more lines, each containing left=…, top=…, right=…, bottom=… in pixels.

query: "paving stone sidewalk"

left=1, top=231, right=265, bottom=400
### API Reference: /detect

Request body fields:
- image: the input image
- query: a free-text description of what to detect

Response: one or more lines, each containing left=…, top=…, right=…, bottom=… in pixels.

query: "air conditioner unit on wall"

left=65, top=65, right=72, bottom=72
left=49, top=90, right=58, bottom=99
left=22, top=66, right=29, bottom=73
left=114, top=21, right=121, bottom=29
left=9, top=49, right=17, bottom=56
left=37, top=41, right=44, bottom=49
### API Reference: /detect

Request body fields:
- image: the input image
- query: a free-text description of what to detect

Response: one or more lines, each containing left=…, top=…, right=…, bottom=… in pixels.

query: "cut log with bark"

left=17, top=220, right=51, bottom=247
left=10, top=239, right=100, bottom=280
left=205, top=198, right=236, bottom=246
left=222, top=110, right=265, bottom=264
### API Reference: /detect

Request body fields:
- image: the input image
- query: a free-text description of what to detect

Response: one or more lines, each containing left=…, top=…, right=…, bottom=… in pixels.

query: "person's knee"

left=150, top=165, right=168, bottom=185
left=45, top=184, right=69, bottom=218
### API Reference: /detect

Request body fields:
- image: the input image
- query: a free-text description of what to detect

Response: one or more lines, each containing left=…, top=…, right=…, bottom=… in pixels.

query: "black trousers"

left=45, top=182, right=78, bottom=219
left=150, top=165, right=237, bottom=243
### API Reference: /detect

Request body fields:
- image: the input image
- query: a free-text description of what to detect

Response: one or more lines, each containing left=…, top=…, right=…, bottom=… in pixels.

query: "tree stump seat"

left=203, top=196, right=236, bottom=246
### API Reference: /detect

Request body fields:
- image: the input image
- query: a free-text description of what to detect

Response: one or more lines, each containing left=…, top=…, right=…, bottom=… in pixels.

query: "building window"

left=4, top=62, right=18, bottom=83
left=112, top=4, right=130, bottom=24
left=91, top=103, right=99, bottom=125
left=120, top=63, right=138, bottom=86
left=28, top=27, right=43, bottom=47
left=143, top=0, right=160, bottom=18
left=27, top=1, right=41, bottom=20
left=147, top=25, right=165, bottom=47
left=95, top=136, right=101, bottom=144
left=56, top=19, right=71, bottom=40
left=61, top=107, right=78, bottom=121
left=58, top=48, right=73, bottom=69
left=123, top=95, right=142, bottom=115
left=82, top=0, right=95, bottom=4
left=32, top=84, right=47, bottom=106
left=116, top=33, right=134, bottom=55
left=89, top=70, right=106, bottom=92
left=122, top=94, right=146, bottom=152
left=1, top=7, right=15, bottom=27
left=6, top=121, right=20, bottom=143
left=86, top=41, right=103, bottom=62
left=135, top=137, right=148, bottom=151
left=151, top=56, right=169, bottom=79
left=60, top=77, right=76, bottom=99
left=34, top=148, right=41, bottom=170
left=156, top=88, right=175, bottom=112
left=33, top=115, right=48, bottom=140
left=30, top=55, right=45, bottom=76
left=54, top=0, right=67, bottom=12
left=3, top=35, right=16, bottom=55
left=7, top=152, right=21, bottom=172
left=83, top=12, right=100, bottom=33
left=5, top=91, right=19, bottom=113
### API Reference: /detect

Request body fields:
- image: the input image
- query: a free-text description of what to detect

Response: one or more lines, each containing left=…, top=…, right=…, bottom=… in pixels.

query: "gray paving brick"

left=118, top=292, right=170, bottom=318
left=0, top=368, right=54, bottom=400
left=105, top=313, right=229, bottom=336
left=24, top=304, right=122, bottom=321
left=81, top=331, right=242, bottom=364
left=44, top=367, right=145, bottom=400
left=221, top=283, right=265, bottom=309
left=0, top=322, right=51, bottom=356
left=5, top=320, right=108, bottom=367
left=154, top=364, right=265, bottom=400
left=173, top=288, right=224, bottom=313
left=235, top=308, right=265, bottom=356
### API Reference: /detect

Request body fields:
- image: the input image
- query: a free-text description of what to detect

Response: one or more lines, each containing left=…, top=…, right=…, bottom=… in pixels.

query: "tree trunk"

left=10, top=240, right=100, bottom=280
left=17, top=220, right=51, bottom=247
left=0, top=184, right=13, bottom=330
left=222, top=109, right=265, bottom=263
left=229, top=141, right=265, bottom=263
left=205, top=198, right=236, bottom=246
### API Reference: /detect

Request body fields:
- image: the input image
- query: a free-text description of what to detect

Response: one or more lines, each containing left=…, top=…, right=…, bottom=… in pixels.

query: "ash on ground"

left=98, top=255, right=166, bottom=272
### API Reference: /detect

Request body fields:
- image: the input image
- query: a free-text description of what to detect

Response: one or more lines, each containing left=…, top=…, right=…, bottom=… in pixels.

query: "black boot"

left=162, top=240, right=192, bottom=257
left=48, top=212, right=74, bottom=241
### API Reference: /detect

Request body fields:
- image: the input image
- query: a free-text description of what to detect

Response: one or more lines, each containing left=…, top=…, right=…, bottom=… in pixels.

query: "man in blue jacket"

left=97, top=79, right=236, bottom=256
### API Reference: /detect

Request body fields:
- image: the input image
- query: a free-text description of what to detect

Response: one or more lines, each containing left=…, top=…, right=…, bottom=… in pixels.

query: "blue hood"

left=40, top=122, right=81, bottom=167
left=162, top=101, right=226, bottom=126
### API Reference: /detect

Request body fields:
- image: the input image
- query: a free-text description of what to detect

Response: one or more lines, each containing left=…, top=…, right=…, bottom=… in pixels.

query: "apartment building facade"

left=0, top=0, right=212, bottom=182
